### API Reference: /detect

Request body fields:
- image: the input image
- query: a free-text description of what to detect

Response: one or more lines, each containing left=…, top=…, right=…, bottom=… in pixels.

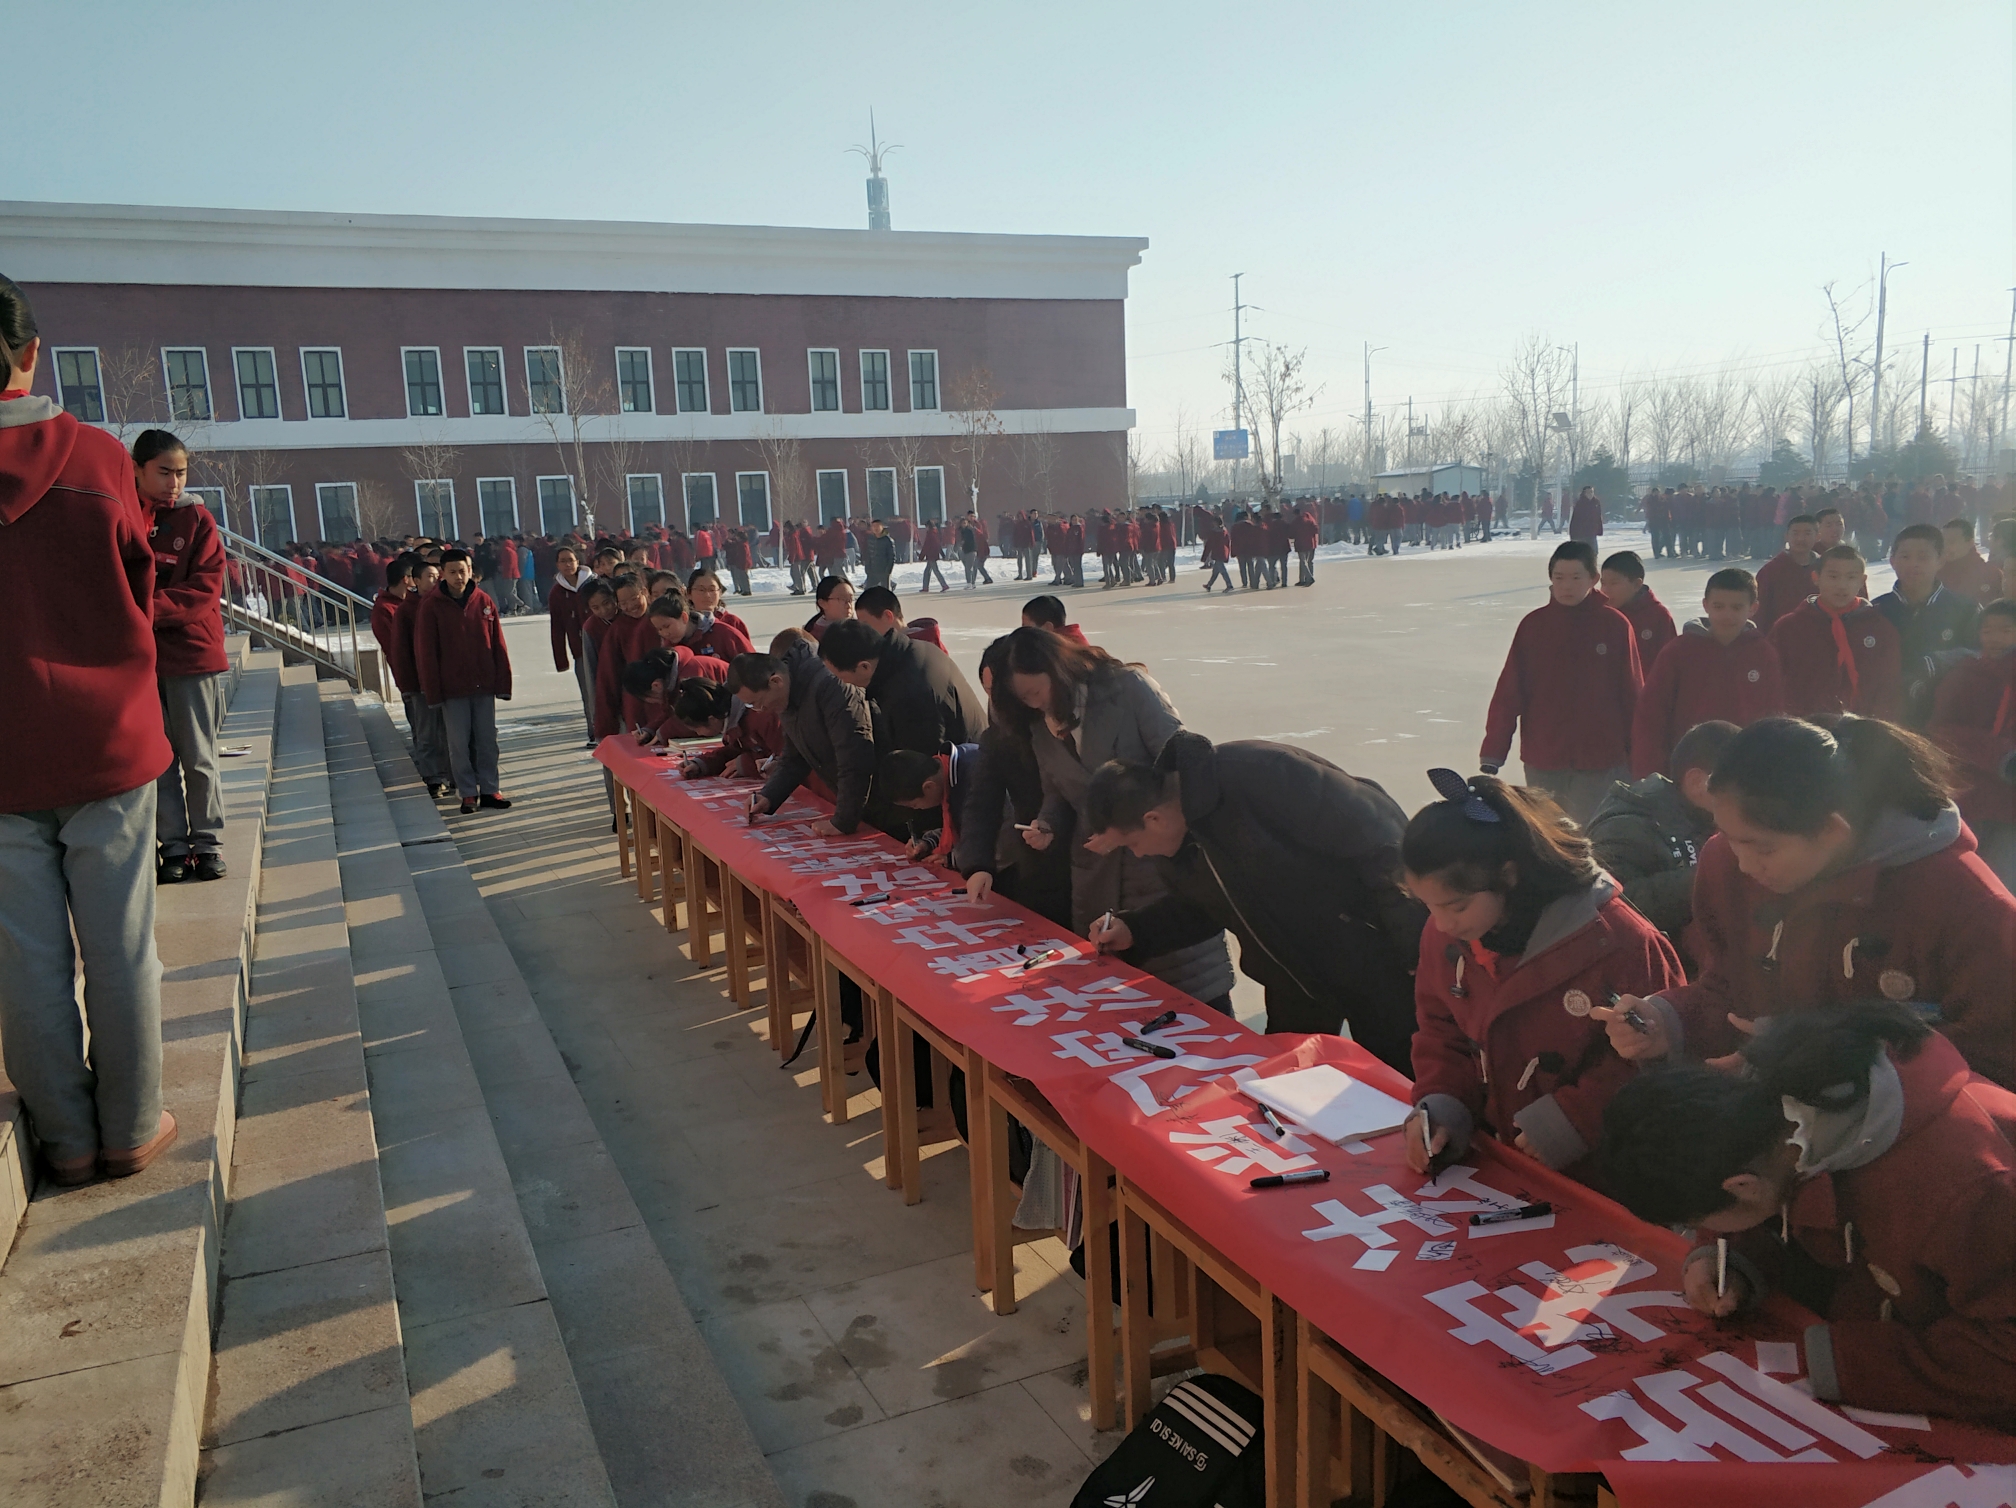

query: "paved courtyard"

left=444, top=527, right=1846, bottom=1506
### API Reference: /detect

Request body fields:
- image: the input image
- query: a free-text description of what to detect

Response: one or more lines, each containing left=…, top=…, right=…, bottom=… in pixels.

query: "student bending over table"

left=1599, top=1002, right=2016, bottom=1430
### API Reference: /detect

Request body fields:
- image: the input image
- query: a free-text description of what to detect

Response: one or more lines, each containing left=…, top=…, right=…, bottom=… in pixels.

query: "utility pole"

left=2002, top=289, right=2016, bottom=473
left=1229, top=274, right=1252, bottom=491
left=1967, top=346, right=1981, bottom=469
left=1363, top=342, right=1386, bottom=482
left=1871, top=253, right=1904, bottom=458
left=1918, top=331, right=1931, bottom=436
left=1947, top=347, right=1959, bottom=444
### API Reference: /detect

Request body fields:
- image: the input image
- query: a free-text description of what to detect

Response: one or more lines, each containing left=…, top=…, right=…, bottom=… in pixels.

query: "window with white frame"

left=672, top=348, right=709, bottom=413
left=807, top=349, right=840, bottom=412
left=185, top=486, right=225, bottom=525
left=302, top=349, right=347, bottom=419
left=476, top=477, right=518, bottom=535
left=525, top=347, right=565, bottom=414
left=465, top=347, right=507, bottom=416
left=816, top=469, right=849, bottom=523
left=908, top=350, right=939, bottom=411
left=726, top=348, right=762, bottom=413
left=865, top=467, right=898, bottom=519
left=913, top=466, right=946, bottom=523
left=164, top=349, right=212, bottom=421
left=859, top=350, right=891, bottom=412
left=536, top=476, right=575, bottom=535
left=682, top=473, right=719, bottom=527
left=403, top=348, right=444, bottom=417
left=251, top=484, right=294, bottom=545
left=627, top=474, right=665, bottom=533
left=235, top=348, right=281, bottom=419
left=415, top=479, right=456, bottom=538
left=615, top=348, right=654, bottom=413
left=53, top=348, right=105, bottom=422
left=735, top=472, right=771, bottom=531
left=316, top=482, right=359, bottom=542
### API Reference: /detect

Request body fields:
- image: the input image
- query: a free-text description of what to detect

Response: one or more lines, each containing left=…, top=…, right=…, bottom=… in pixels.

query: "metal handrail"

left=216, top=527, right=385, bottom=696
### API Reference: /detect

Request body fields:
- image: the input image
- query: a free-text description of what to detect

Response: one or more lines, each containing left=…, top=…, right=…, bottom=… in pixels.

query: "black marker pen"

left=1469, top=1202, right=1552, bottom=1226
left=1249, top=1169, right=1330, bottom=1189
left=1121, top=1036, right=1177, bottom=1060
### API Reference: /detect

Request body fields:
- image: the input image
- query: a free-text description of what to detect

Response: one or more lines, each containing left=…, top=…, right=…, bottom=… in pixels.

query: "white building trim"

left=2, top=201, right=1147, bottom=301
left=135, top=406, right=1135, bottom=451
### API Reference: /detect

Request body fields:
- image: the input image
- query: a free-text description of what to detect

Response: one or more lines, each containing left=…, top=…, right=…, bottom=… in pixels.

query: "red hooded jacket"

left=1770, top=598, right=1903, bottom=720
left=1714, top=1033, right=2016, bottom=1428
left=414, top=582, right=513, bottom=705
left=0, top=397, right=171, bottom=812
left=1754, top=550, right=1819, bottom=631
left=1411, top=876, right=1685, bottom=1178
left=594, top=611, right=659, bottom=737
left=683, top=615, right=754, bottom=664
left=1655, top=816, right=2016, bottom=1087
left=1629, top=620, right=1785, bottom=777
left=547, top=568, right=596, bottom=671
left=1481, top=591, right=1643, bottom=772
left=148, top=496, right=229, bottom=677
left=1613, top=584, right=1677, bottom=668
left=371, top=590, right=407, bottom=691
left=1931, top=651, right=2016, bottom=828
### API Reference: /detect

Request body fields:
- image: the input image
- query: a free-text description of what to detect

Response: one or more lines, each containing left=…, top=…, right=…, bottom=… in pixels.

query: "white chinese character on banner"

left=856, top=894, right=981, bottom=923
left=1856, top=1466, right=2016, bottom=1508
left=1582, top=1352, right=1890, bottom=1465
left=1422, top=1279, right=1598, bottom=1375
left=1497, top=1244, right=1689, bottom=1346
left=1107, top=1051, right=1266, bottom=1116
left=893, top=918, right=1023, bottom=951
left=1303, top=1185, right=1459, bottom=1255
left=993, top=977, right=1155, bottom=1026
left=1170, top=1114, right=1317, bottom=1177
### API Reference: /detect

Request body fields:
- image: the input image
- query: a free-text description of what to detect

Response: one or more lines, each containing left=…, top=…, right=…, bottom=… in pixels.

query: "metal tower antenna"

left=848, top=111, right=900, bottom=231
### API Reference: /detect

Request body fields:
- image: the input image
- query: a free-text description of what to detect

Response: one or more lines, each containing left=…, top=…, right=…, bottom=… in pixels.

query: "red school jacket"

left=391, top=589, right=427, bottom=695
left=1410, top=877, right=1685, bottom=1177
left=0, top=396, right=172, bottom=813
left=414, top=582, right=513, bottom=705
left=594, top=611, right=660, bottom=738
left=1931, top=650, right=2016, bottom=828
left=1769, top=598, right=1903, bottom=721
left=148, top=496, right=229, bottom=677
left=371, top=590, right=406, bottom=691
left=1658, top=818, right=2016, bottom=1088
left=1753, top=550, right=1819, bottom=631
left=1614, top=584, right=1677, bottom=668
left=684, top=615, right=754, bottom=664
left=1720, top=1033, right=2016, bottom=1428
left=1628, top=620, right=1785, bottom=778
left=547, top=570, right=596, bottom=670
left=1480, top=591, right=1643, bottom=772
left=1940, top=552, right=2006, bottom=609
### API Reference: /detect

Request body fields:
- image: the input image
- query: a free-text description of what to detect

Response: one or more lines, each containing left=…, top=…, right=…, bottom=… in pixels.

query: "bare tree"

left=946, top=364, right=1004, bottom=515
left=97, top=345, right=164, bottom=446
left=594, top=417, right=647, bottom=533
left=1801, top=363, right=1846, bottom=479
left=753, top=423, right=811, bottom=530
left=1240, top=341, right=1316, bottom=503
left=533, top=326, right=615, bottom=536
left=1752, top=371, right=1803, bottom=462
left=1170, top=404, right=1208, bottom=502
left=1501, top=334, right=1572, bottom=522
left=191, top=446, right=250, bottom=537
left=1822, top=279, right=1873, bottom=468
left=354, top=479, right=405, bottom=541
left=1008, top=417, right=1060, bottom=516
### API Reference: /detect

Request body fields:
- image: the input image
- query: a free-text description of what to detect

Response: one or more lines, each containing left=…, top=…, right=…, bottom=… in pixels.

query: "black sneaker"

left=157, top=853, right=187, bottom=884
left=425, top=782, right=443, bottom=799
left=458, top=797, right=478, bottom=815
left=479, top=793, right=513, bottom=810
left=190, top=853, right=227, bottom=882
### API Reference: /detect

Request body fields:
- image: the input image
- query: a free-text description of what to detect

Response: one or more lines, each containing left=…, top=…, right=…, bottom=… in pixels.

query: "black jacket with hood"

left=1585, top=773, right=1715, bottom=957
left=1117, top=731, right=1426, bottom=1067
left=759, top=637, right=877, bottom=833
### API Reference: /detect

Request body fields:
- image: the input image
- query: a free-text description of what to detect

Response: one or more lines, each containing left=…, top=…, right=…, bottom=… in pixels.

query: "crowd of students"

left=602, top=492, right=2016, bottom=1430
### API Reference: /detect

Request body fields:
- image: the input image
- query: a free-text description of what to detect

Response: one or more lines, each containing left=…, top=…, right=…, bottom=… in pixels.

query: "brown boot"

left=101, top=1112, right=178, bottom=1178
left=44, top=1151, right=98, bottom=1187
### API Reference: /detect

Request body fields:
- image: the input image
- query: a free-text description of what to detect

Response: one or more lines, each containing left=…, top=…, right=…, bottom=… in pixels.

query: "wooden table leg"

left=1082, top=1148, right=1118, bottom=1432
left=816, top=948, right=851, bottom=1126
left=634, top=801, right=656, bottom=902
left=659, top=823, right=685, bottom=933
left=1261, top=1290, right=1297, bottom=1508
left=614, top=782, right=633, bottom=878
left=1118, top=1193, right=1153, bottom=1429
left=687, top=847, right=716, bottom=969
left=879, top=989, right=906, bottom=1192
left=961, top=1044, right=992, bottom=1296
left=984, top=1068, right=1017, bottom=1312
left=721, top=869, right=751, bottom=1007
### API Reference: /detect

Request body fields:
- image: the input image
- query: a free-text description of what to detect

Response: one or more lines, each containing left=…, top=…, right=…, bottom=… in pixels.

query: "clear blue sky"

left=9, top=0, right=2012, bottom=450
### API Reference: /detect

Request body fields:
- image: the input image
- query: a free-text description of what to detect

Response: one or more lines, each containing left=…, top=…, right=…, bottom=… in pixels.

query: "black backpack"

left=1071, top=1374, right=1264, bottom=1508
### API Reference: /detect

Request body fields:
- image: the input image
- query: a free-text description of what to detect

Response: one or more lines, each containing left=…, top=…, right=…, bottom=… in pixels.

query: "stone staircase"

left=0, top=651, right=781, bottom=1507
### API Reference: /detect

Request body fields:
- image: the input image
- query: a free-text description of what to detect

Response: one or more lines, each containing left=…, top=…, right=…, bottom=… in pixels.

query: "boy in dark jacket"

left=1875, top=523, right=1981, bottom=727
left=818, top=618, right=987, bottom=757
left=415, top=549, right=513, bottom=815
left=1080, top=731, right=1425, bottom=1069
left=1587, top=719, right=1737, bottom=965
left=734, top=635, right=877, bottom=836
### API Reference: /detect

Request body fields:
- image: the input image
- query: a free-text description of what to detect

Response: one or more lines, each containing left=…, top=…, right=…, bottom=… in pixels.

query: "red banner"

left=600, top=741, right=2016, bottom=1507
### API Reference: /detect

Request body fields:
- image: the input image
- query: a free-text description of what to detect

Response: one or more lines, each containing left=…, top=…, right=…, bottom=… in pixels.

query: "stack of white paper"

left=1246, top=1064, right=1413, bottom=1145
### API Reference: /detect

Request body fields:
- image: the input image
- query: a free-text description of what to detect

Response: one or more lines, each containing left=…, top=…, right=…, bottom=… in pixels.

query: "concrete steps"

left=198, top=666, right=421, bottom=1505
left=357, top=702, right=786, bottom=1508
left=321, top=687, right=618, bottom=1507
left=0, top=644, right=280, bottom=1508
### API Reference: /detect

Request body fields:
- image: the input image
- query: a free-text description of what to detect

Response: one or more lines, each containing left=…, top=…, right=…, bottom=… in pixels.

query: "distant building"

left=3, top=201, right=1145, bottom=545
left=1372, top=463, right=1486, bottom=496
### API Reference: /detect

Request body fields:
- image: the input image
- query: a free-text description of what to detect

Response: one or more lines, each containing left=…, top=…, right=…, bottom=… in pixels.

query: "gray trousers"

left=1523, top=765, right=1628, bottom=828
left=573, top=658, right=595, bottom=742
left=157, top=671, right=227, bottom=856
left=403, top=693, right=452, bottom=785
left=0, top=782, right=164, bottom=1161
left=442, top=695, right=501, bottom=798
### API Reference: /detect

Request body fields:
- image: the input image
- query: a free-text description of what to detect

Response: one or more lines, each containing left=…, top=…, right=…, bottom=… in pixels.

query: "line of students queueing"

left=566, top=529, right=2016, bottom=1433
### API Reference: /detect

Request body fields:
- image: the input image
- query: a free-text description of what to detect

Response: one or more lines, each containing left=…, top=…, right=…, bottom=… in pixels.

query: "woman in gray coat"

left=991, top=628, right=1234, bottom=1007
